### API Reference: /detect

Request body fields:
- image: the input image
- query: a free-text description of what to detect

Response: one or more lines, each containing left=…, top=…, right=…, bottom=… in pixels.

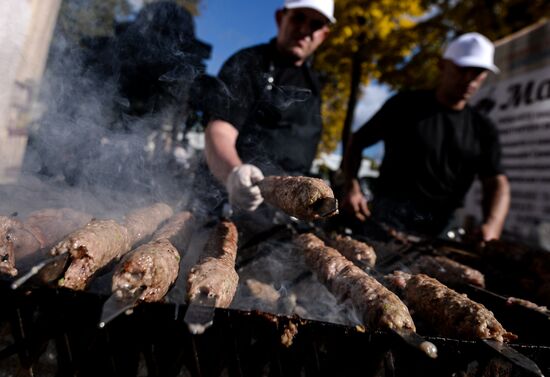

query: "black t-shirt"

left=207, top=40, right=323, bottom=175
left=357, top=90, right=503, bottom=213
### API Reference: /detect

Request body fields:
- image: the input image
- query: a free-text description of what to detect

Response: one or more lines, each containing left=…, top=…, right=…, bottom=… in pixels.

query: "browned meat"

left=294, top=233, right=415, bottom=332
left=506, top=297, right=549, bottom=315
left=123, top=202, right=173, bottom=243
left=0, top=209, right=93, bottom=276
left=51, top=219, right=131, bottom=290
left=385, top=271, right=516, bottom=342
left=187, top=220, right=239, bottom=308
left=112, top=239, right=180, bottom=302
left=151, top=211, right=194, bottom=248
left=258, top=176, right=337, bottom=220
left=0, top=217, right=30, bottom=276
left=325, top=234, right=376, bottom=268
left=245, top=279, right=281, bottom=308
left=410, top=255, right=485, bottom=287
left=110, top=211, right=195, bottom=302
left=24, top=208, right=93, bottom=247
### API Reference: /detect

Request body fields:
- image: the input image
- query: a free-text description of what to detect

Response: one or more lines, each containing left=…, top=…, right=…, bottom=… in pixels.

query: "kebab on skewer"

left=293, top=233, right=415, bottom=332
left=385, top=271, right=516, bottom=342
left=1, top=208, right=93, bottom=276
left=51, top=203, right=173, bottom=291
left=324, top=234, right=377, bottom=269
left=410, top=255, right=485, bottom=288
left=187, top=219, right=239, bottom=309
left=111, top=211, right=194, bottom=303
left=257, top=176, right=338, bottom=221
left=122, top=202, right=174, bottom=244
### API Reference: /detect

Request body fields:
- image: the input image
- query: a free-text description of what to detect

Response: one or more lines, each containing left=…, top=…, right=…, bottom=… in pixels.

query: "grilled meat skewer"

left=385, top=271, right=516, bottom=342
left=112, top=239, right=180, bottom=302
left=410, top=255, right=485, bottom=287
left=325, top=234, right=376, bottom=269
left=111, top=211, right=194, bottom=303
left=151, top=211, right=194, bottom=249
left=52, top=219, right=131, bottom=290
left=0, top=217, right=31, bottom=276
left=1, top=209, right=92, bottom=276
left=257, top=176, right=338, bottom=220
left=294, top=233, right=415, bottom=332
left=123, top=202, right=174, bottom=244
left=52, top=203, right=173, bottom=290
left=187, top=220, right=239, bottom=308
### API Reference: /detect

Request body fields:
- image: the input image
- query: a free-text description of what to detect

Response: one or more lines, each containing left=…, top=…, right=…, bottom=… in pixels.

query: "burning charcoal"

left=385, top=271, right=516, bottom=342
left=258, top=176, right=338, bottom=220
left=187, top=220, right=239, bottom=308
left=123, top=202, right=173, bottom=243
left=294, top=233, right=416, bottom=332
left=410, top=255, right=485, bottom=287
left=325, top=234, right=376, bottom=269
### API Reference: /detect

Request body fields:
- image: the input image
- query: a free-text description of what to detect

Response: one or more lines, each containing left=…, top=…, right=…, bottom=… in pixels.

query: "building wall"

left=0, top=0, right=61, bottom=183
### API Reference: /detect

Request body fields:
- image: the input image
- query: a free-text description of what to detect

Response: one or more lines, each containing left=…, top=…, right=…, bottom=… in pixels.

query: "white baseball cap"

left=443, top=32, right=500, bottom=74
left=283, top=0, right=336, bottom=24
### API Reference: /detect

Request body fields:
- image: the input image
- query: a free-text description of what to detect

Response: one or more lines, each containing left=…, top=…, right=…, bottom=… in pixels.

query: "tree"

left=56, top=0, right=201, bottom=43
left=314, top=0, right=425, bottom=156
left=315, top=0, right=550, bottom=158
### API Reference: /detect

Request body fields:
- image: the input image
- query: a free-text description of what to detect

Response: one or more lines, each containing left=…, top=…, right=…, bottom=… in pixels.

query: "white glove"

left=226, top=164, right=264, bottom=211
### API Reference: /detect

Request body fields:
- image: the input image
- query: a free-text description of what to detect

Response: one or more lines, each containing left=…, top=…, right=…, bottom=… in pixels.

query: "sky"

left=194, top=0, right=388, bottom=160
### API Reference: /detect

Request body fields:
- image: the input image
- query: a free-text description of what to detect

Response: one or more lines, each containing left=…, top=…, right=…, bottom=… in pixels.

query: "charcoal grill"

left=2, top=200, right=550, bottom=377
left=1, top=279, right=549, bottom=377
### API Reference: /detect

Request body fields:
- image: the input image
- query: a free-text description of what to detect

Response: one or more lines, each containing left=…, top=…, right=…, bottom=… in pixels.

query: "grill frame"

left=1, top=282, right=549, bottom=377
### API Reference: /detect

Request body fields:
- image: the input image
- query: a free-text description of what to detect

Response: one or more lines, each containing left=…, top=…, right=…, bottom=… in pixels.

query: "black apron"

left=236, top=59, right=322, bottom=176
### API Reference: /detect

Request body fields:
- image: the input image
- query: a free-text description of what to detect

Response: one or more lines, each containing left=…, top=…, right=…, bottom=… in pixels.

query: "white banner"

left=465, top=20, right=550, bottom=248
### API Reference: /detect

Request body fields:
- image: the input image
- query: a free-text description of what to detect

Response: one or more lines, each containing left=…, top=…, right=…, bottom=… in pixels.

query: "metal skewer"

left=483, top=339, right=545, bottom=377
left=99, top=286, right=145, bottom=328
left=183, top=294, right=217, bottom=335
left=11, top=253, right=70, bottom=289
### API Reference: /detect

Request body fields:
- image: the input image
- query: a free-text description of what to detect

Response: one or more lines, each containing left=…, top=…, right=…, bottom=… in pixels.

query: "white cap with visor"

left=443, top=32, right=500, bottom=74
left=284, top=0, right=336, bottom=24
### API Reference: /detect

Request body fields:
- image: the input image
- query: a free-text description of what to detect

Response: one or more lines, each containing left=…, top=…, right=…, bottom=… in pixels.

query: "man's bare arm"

left=480, top=174, right=510, bottom=240
left=340, top=127, right=380, bottom=220
left=205, top=120, right=242, bottom=184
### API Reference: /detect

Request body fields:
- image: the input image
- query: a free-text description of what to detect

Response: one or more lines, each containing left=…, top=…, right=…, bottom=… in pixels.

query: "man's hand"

left=226, top=164, right=265, bottom=211
left=341, top=179, right=370, bottom=221
left=479, top=222, right=501, bottom=241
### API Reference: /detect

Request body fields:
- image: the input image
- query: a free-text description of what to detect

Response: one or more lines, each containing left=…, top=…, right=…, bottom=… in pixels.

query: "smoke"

left=1, top=1, right=362, bottom=330
left=12, top=1, right=214, bottom=219
left=231, top=236, right=357, bottom=326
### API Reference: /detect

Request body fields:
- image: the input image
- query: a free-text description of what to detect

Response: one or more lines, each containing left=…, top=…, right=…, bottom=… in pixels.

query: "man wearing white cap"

left=204, top=0, right=334, bottom=212
left=341, top=32, right=510, bottom=241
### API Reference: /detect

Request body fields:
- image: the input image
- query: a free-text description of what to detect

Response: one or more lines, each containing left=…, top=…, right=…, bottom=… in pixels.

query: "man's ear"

left=275, top=9, right=285, bottom=28
left=437, top=58, right=450, bottom=75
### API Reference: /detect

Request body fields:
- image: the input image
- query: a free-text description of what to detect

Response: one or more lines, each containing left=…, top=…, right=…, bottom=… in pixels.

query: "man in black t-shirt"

left=204, top=0, right=335, bottom=211
left=341, top=33, right=510, bottom=240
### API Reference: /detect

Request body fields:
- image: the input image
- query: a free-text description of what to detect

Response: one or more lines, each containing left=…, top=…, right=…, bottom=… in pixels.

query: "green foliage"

left=314, top=0, right=550, bottom=155
left=57, top=0, right=201, bottom=43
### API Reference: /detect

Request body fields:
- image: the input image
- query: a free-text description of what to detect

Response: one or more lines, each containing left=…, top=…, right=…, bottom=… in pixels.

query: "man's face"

left=275, top=8, right=330, bottom=64
left=439, top=60, right=489, bottom=103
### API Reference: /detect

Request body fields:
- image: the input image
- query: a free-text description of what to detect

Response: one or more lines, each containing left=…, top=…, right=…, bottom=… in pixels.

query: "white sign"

left=466, top=20, right=550, bottom=246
